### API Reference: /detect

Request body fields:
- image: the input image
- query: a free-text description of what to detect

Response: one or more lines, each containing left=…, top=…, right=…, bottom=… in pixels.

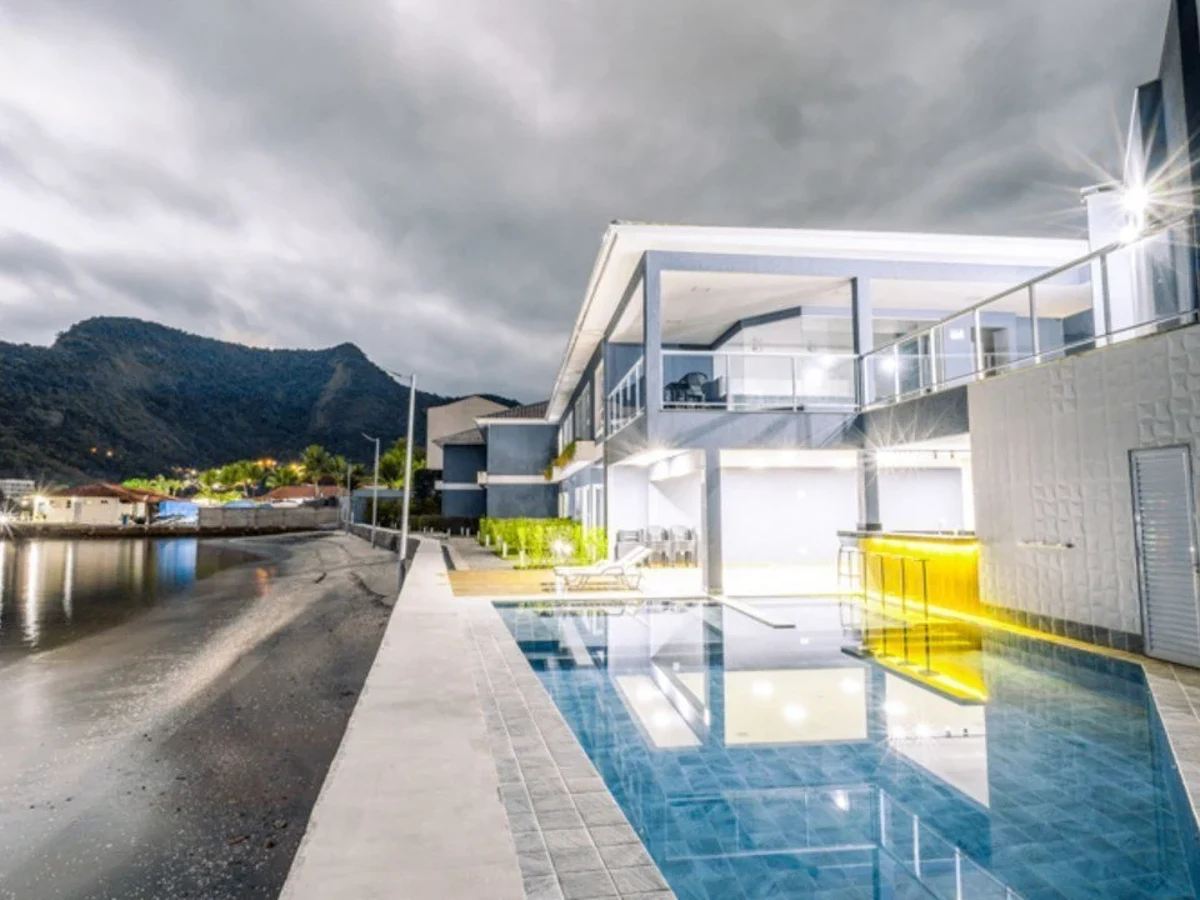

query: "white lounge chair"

left=554, top=546, right=651, bottom=593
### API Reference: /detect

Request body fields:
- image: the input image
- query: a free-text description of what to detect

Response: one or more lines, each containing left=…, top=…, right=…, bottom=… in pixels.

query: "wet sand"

left=0, top=531, right=396, bottom=900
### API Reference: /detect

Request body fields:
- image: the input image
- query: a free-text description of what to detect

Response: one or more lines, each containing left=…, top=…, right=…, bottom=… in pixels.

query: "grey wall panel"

left=486, top=484, right=558, bottom=519
left=654, top=410, right=860, bottom=453
left=860, top=387, right=969, bottom=447
left=442, top=488, right=487, bottom=518
left=969, top=323, right=1200, bottom=635
left=443, top=444, right=487, bottom=485
left=486, top=424, right=558, bottom=476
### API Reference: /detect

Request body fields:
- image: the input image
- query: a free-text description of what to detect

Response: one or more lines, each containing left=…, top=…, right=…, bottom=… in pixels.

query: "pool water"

left=497, top=600, right=1200, bottom=900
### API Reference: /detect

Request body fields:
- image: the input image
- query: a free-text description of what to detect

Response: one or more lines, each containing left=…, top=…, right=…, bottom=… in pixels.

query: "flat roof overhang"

left=547, top=222, right=1090, bottom=421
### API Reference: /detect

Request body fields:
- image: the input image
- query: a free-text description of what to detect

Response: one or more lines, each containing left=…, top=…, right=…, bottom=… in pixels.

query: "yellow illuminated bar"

left=840, top=530, right=986, bottom=703
left=855, top=532, right=981, bottom=617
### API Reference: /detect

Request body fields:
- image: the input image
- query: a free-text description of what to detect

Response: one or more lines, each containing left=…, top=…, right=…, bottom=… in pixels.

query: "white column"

left=961, top=458, right=976, bottom=533
left=857, top=449, right=881, bottom=531
left=700, top=448, right=724, bottom=595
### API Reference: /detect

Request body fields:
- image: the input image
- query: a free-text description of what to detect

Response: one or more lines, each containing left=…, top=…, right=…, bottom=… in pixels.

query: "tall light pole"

left=385, top=369, right=418, bottom=593
left=363, top=433, right=380, bottom=548
left=345, top=461, right=352, bottom=532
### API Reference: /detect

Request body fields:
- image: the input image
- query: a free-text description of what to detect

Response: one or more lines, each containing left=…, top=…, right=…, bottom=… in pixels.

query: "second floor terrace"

left=543, top=217, right=1196, bottom=458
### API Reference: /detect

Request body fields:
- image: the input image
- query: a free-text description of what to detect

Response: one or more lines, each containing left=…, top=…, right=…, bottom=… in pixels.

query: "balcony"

left=548, top=440, right=601, bottom=481
left=662, top=348, right=858, bottom=412
left=606, top=357, right=645, bottom=436
left=862, top=217, right=1196, bottom=407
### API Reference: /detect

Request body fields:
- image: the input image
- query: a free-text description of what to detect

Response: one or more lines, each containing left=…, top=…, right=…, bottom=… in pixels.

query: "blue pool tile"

left=498, top=602, right=1200, bottom=900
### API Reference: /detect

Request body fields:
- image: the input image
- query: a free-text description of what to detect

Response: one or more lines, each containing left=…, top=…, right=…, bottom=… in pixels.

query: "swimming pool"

left=497, top=599, right=1200, bottom=900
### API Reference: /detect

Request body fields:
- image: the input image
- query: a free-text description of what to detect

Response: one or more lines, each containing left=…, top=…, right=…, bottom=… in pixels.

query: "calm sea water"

left=0, top=538, right=258, bottom=654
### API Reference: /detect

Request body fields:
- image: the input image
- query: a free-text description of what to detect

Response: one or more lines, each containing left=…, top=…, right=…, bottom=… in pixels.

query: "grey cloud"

left=0, top=232, right=76, bottom=286
left=0, top=0, right=1177, bottom=396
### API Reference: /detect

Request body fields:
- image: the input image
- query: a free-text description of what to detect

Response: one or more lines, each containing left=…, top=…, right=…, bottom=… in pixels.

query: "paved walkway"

left=446, top=536, right=516, bottom=571
left=279, top=538, right=524, bottom=900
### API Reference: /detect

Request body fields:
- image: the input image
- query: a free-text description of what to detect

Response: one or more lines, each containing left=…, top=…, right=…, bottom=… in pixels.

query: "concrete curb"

left=279, top=538, right=525, bottom=899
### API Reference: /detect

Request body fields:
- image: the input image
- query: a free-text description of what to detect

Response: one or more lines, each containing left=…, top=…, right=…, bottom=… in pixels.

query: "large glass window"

left=559, top=411, right=575, bottom=453
left=574, top=383, right=593, bottom=441
left=594, top=363, right=605, bottom=438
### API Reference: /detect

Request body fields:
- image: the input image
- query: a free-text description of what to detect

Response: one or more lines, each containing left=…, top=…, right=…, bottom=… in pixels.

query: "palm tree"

left=265, top=464, right=302, bottom=490
left=379, top=438, right=427, bottom=488
left=300, top=444, right=337, bottom=498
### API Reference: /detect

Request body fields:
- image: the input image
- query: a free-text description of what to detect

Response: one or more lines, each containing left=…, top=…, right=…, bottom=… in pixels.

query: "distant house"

left=0, top=478, right=35, bottom=504
left=37, top=483, right=171, bottom=525
left=437, top=401, right=555, bottom=520
left=425, top=396, right=511, bottom=472
left=259, top=485, right=346, bottom=506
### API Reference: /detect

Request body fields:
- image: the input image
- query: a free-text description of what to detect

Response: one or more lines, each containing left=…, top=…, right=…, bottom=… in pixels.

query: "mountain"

left=0, top=317, right=520, bottom=482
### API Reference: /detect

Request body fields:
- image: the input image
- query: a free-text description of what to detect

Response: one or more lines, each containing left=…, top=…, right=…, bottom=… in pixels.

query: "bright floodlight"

left=1122, top=183, right=1151, bottom=217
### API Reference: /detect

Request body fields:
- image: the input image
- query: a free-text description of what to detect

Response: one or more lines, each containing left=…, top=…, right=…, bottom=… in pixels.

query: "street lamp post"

left=363, top=433, right=381, bottom=548
left=385, top=369, right=419, bottom=594
left=345, top=462, right=352, bottom=532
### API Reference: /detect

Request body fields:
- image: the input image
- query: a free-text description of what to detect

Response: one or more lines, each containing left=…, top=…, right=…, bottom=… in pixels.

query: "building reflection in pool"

left=500, top=600, right=1200, bottom=900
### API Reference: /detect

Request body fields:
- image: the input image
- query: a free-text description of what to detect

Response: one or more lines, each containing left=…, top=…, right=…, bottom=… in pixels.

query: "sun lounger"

left=554, top=547, right=651, bottom=593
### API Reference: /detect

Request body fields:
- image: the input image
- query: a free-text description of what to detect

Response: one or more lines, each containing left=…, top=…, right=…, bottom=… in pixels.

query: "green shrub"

left=478, top=517, right=607, bottom=568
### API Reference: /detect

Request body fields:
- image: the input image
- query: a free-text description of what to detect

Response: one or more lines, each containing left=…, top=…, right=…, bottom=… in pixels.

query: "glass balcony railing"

left=606, top=357, right=644, bottom=436
left=662, top=349, right=858, bottom=411
left=862, top=218, right=1197, bottom=407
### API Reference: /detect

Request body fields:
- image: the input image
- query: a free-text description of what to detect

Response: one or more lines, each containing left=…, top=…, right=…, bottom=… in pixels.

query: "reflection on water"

left=501, top=600, right=1200, bottom=900
left=0, top=539, right=256, bottom=653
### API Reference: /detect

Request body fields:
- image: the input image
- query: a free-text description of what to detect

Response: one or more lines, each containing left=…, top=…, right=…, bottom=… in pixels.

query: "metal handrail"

left=882, top=791, right=1024, bottom=900
left=863, top=213, right=1189, bottom=360
left=866, top=306, right=1200, bottom=408
left=664, top=347, right=857, bottom=361
left=606, top=356, right=645, bottom=436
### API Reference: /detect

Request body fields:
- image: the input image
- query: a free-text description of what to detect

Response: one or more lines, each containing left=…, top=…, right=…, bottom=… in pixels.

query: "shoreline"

left=0, top=531, right=398, bottom=900
left=1, top=523, right=345, bottom=541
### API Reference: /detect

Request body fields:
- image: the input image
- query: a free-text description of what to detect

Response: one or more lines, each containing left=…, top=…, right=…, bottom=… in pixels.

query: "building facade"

left=456, top=1, right=1200, bottom=666
left=425, top=395, right=510, bottom=471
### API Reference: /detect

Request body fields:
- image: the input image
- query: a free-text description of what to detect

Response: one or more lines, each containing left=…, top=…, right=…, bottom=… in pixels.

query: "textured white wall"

left=969, top=323, right=1200, bottom=635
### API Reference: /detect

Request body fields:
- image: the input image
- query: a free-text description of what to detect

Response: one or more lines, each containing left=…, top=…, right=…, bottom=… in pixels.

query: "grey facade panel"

left=443, top=444, right=487, bottom=485
left=442, top=488, right=487, bottom=518
left=859, top=387, right=970, bottom=447
left=486, top=483, right=557, bottom=519
left=653, top=410, right=861, bottom=454
left=486, top=423, right=558, bottom=477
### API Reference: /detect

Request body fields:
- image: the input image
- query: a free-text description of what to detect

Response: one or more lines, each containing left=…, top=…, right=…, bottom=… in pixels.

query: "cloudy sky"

left=0, top=0, right=1173, bottom=398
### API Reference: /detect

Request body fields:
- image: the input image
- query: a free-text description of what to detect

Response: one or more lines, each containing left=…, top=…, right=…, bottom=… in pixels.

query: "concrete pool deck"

left=281, top=538, right=675, bottom=900
left=284, top=536, right=1200, bottom=899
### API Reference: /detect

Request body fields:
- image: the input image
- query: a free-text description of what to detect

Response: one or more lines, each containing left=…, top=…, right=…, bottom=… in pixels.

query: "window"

left=560, top=411, right=575, bottom=452
left=574, top=382, right=592, bottom=441
left=594, top=363, right=605, bottom=438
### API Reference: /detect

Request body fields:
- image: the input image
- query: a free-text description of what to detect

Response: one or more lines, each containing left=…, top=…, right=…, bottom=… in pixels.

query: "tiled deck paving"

left=285, top=535, right=1200, bottom=899
left=467, top=606, right=676, bottom=900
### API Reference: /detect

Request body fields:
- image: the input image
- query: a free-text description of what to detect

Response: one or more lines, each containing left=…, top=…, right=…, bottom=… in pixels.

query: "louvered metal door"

left=1131, top=446, right=1200, bottom=666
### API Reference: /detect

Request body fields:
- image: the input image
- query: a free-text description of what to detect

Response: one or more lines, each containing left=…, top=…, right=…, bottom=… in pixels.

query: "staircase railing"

left=879, top=791, right=1023, bottom=900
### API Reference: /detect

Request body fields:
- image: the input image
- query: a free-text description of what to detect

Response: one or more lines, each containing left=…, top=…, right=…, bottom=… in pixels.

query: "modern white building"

left=452, top=0, right=1200, bottom=665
